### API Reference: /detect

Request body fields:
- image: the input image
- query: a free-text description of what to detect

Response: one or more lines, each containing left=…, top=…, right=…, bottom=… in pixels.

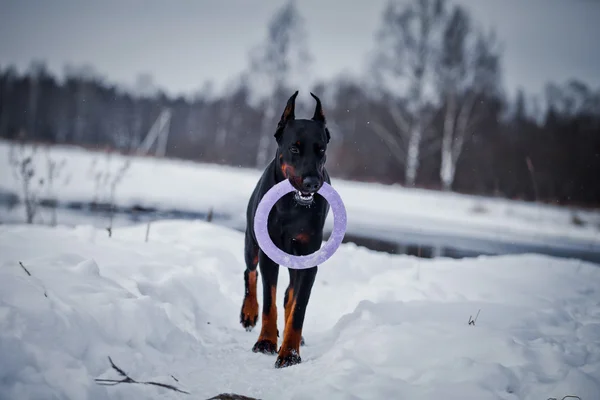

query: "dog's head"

left=275, top=91, right=331, bottom=204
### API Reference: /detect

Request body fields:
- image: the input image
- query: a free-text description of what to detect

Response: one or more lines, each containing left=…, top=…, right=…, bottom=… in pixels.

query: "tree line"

left=1, top=0, right=598, bottom=207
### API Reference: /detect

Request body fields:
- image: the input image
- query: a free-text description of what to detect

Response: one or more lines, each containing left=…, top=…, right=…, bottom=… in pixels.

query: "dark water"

left=2, top=199, right=599, bottom=265
left=338, top=230, right=600, bottom=265
left=339, top=233, right=495, bottom=259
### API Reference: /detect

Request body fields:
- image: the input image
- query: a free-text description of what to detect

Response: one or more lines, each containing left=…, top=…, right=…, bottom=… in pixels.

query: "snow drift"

left=1, top=220, right=599, bottom=399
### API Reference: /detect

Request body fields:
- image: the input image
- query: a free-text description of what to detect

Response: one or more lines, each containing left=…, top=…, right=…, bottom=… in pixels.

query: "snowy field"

left=1, top=140, right=600, bottom=254
left=2, top=220, right=600, bottom=400
left=1, top=140, right=600, bottom=399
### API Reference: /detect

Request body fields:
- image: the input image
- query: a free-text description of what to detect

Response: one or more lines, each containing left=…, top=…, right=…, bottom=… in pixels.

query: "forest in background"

left=1, top=0, right=599, bottom=208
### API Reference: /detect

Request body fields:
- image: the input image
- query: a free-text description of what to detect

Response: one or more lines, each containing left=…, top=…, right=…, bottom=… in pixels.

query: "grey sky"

left=1, top=0, right=599, bottom=99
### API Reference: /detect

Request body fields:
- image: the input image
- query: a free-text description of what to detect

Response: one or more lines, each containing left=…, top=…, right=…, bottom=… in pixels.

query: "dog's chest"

left=269, top=195, right=327, bottom=234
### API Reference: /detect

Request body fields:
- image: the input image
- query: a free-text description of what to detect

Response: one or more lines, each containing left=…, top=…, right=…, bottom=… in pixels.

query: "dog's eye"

left=318, top=147, right=325, bottom=155
left=289, top=146, right=300, bottom=154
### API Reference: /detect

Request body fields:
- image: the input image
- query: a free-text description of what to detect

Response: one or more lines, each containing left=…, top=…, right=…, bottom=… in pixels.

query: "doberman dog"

left=240, top=90, right=331, bottom=368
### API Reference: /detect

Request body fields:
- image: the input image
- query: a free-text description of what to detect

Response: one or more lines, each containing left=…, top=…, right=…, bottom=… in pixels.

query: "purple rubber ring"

left=253, top=179, right=347, bottom=270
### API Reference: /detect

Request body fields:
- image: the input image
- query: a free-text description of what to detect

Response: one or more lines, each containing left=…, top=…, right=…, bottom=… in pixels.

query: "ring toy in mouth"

left=253, top=180, right=347, bottom=270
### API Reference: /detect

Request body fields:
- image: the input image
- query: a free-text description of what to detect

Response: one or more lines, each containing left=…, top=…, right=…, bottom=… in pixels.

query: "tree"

left=0, top=65, right=18, bottom=138
left=371, top=0, right=447, bottom=186
left=436, top=6, right=502, bottom=190
left=63, top=64, right=104, bottom=145
left=26, top=61, right=49, bottom=139
left=246, top=0, right=312, bottom=168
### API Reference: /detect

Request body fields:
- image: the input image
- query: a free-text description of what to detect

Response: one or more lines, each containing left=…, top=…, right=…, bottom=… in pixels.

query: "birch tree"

left=371, top=0, right=447, bottom=186
left=436, top=7, right=501, bottom=190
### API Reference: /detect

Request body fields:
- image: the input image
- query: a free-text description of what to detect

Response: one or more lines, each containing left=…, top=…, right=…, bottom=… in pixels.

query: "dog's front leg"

left=240, top=231, right=259, bottom=331
left=252, top=252, right=279, bottom=354
left=276, top=264, right=317, bottom=368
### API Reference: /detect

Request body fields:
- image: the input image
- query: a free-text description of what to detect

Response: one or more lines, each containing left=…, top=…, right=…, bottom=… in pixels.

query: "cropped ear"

left=310, top=92, right=326, bottom=123
left=274, top=90, right=299, bottom=142
left=311, top=92, right=330, bottom=143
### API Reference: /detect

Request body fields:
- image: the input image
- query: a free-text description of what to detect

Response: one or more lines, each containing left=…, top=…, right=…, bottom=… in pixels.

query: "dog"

left=240, top=90, right=332, bottom=368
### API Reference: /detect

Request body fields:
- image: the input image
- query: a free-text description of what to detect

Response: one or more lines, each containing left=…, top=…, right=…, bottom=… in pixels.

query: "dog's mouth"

left=294, top=191, right=315, bottom=205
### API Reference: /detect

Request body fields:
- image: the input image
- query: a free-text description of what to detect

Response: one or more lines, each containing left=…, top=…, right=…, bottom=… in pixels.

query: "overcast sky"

left=1, top=0, right=599, bottom=99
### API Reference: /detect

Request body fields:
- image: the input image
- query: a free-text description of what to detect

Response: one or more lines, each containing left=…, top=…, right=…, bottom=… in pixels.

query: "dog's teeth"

left=294, top=191, right=314, bottom=204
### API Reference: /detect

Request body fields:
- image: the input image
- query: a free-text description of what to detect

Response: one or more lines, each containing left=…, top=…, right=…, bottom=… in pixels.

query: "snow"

left=1, top=220, right=600, bottom=399
left=1, top=139, right=599, bottom=254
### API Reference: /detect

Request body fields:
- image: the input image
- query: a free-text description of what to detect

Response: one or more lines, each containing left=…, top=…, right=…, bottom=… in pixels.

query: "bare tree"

left=8, top=138, right=44, bottom=224
left=27, top=62, right=45, bottom=140
left=246, top=0, right=312, bottom=168
left=436, top=7, right=501, bottom=190
left=65, top=64, right=103, bottom=144
left=371, top=0, right=447, bottom=186
left=0, top=66, right=17, bottom=137
left=545, top=79, right=600, bottom=118
left=87, top=151, right=131, bottom=235
left=43, top=146, right=67, bottom=226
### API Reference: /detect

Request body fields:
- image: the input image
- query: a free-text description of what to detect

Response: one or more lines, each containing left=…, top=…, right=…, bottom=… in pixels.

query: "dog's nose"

left=301, top=176, right=321, bottom=193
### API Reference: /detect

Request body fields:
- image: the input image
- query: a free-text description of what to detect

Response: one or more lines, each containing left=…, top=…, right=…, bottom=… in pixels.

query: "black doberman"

left=240, top=90, right=332, bottom=368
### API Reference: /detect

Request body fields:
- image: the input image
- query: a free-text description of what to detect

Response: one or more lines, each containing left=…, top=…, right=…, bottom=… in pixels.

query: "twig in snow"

left=19, top=261, right=48, bottom=297
left=525, top=157, right=539, bottom=202
left=106, top=159, right=131, bottom=235
left=19, top=261, right=32, bottom=276
left=94, top=356, right=189, bottom=394
left=206, top=207, right=214, bottom=223
left=145, top=221, right=152, bottom=243
left=468, top=309, right=481, bottom=326
left=106, top=227, right=112, bottom=238
left=547, top=396, right=581, bottom=400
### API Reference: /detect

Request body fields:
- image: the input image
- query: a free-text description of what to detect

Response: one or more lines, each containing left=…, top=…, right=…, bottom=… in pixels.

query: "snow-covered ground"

left=2, top=220, right=600, bottom=400
left=2, top=140, right=600, bottom=398
left=1, top=140, right=599, bottom=256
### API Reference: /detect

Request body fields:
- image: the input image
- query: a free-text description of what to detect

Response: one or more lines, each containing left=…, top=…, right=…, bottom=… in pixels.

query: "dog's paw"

left=252, top=339, right=278, bottom=355
left=275, top=348, right=301, bottom=368
left=240, top=297, right=258, bottom=331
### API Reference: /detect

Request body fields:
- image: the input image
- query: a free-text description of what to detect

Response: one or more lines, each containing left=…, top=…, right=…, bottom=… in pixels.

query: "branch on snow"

left=95, top=356, right=262, bottom=399
left=95, top=356, right=190, bottom=395
left=467, top=309, right=480, bottom=326
left=19, top=261, right=48, bottom=298
left=18, top=261, right=32, bottom=276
